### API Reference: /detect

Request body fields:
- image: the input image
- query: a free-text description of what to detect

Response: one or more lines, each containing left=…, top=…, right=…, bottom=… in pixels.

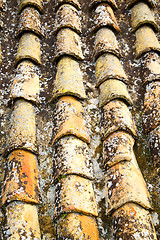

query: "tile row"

left=92, top=1, right=157, bottom=239
left=52, top=1, right=99, bottom=238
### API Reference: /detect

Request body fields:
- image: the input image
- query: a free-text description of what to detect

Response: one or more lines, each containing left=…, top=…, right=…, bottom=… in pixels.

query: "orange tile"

left=2, top=150, right=40, bottom=206
left=18, top=0, right=43, bottom=14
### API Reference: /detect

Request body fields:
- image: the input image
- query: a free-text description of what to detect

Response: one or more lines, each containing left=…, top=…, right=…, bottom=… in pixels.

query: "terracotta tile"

left=94, top=28, right=121, bottom=60
left=17, top=7, right=44, bottom=38
left=18, top=0, right=43, bottom=14
left=142, top=52, right=160, bottom=84
left=2, top=150, right=40, bottom=206
left=101, top=100, right=137, bottom=140
left=54, top=4, right=81, bottom=35
left=3, top=201, right=41, bottom=239
left=131, top=2, right=158, bottom=32
left=10, top=61, right=40, bottom=104
left=56, top=0, right=81, bottom=10
left=103, top=131, right=135, bottom=169
left=92, top=3, right=120, bottom=33
left=56, top=213, right=99, bottom=240
left=89, top=0, right=117, bottom=10
left=135, top=25, right=160, bottom=59
left=16, top=32, right=41, bottom=66
left=142, top=81, right=160, bottom=133
left=112, top=203, right=157, bottom=239
left=96, top=53, right=127, bottom=87
left=51, top=56, right=86, bottom=102
left=148, top=125, right=160, bottom=171
left=53, top=136, right=94, bottom=182
left=126, top=0, right=156, bottom=9
left=106, top=158, right=152, bottom=215
left=99, top=79, right=133, bottom=107
left=52, top=96, right=90, bottom=144
left=8, top=99, right=37, bottom=154
left=54, top=28, right=84, bottom=62
left=54, top=175, right=98, bottom=220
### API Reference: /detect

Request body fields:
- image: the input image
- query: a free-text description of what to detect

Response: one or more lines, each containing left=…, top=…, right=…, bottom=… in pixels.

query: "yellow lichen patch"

left=101, top=100, right=137, bottom=140
left=8, top=99, right=37, bottom=154
left=99, top=79, right=133, bottom=107
left=103, top=131, right=135, bottom=169
left=18, top=0, right=43, bottom=14
left=54, top=175, right=98, bottom=220
left=94, top=27, right=121, bottom=60
left=54, top=4, right=81, bottom=35
left=51, top=56, right=86, bottom=102
left=2, top=150, right=40, bottom=206
left=54, top=28, right=84, bottom=62
left=92, top=3, right=120, bottom=33
left=106, top=158, right=152, bottom=215
left=135, top=26, right=160, bottom=59
left=56, top=213, right=99, bottom=240
left=96, top=53, right=127, bottom=87
left=16, top=32, right=41, bottom=66
left=4, top=201, right=41, bottom=239
left=112, top=203, right=157, bottom=239
left=10, top=60, right=40, bottom=104
left=52, top=96, right=90, bottom=144
left=89, top=0, right=117, bottom=10
left=131, top=2, right=158, bottom=32
left=17, top=7, right=44, bottom=38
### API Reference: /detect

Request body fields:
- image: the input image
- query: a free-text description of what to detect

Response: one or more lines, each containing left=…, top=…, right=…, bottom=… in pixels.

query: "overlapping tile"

left=99, top=79, right=133, bottom=107
left=55, top=0, right=81, bottom=10
left=126, top=0, right=157, bottom=8
left=2, top=150, right=40, bottom=206
left=51, top=56, right=86, bottom=102
left=54, top=28, right=84, bottom=62
left=103, top=131, right=135, bottom=169
left=53, top=136, right=94, bottom=182
left=54, top=4, right=81, bottom=34
left=56, top=213, right=99, bottom=240
left=92, top=3, right=120, bottom=33
left=89, top=0, right=117, bottom=10
left=52, top=96, right=90, bottom=144
left=101, top=100, right=137, bottom=140
left=18, top=0, right=44, bottom=14
left=16, top=32, right=41, bottom=65
left=131, top=2, right=158, bottom=32
left=54, top=175, right=98, bottom=220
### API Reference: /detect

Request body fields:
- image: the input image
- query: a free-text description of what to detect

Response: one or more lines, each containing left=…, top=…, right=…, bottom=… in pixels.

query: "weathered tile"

left=131, top=2, right=158, bottom=32
left=51, top=56, right=86, bottom=102
left=3, top=201, right=41, bottom=239
left=142, top=52, right=160, bottom=84
left=92, top=4, right=120, bottom=33
left=103, top=131, right=135, bottom=169
left=126, top=0, right=156, bottom=9
left=10, top=61, right=40, bottom=104
left=53, top=136, right=94, bottom=182
left=0, top=0, right=4, bottom=11
left=106, top=158, right=152, bottom=215
left=135, top=26, right=160, bottom=59
left=142, top=81, right=160, bottom=133
left=94, top=28, right=121, bottom=60
left=54, top=175, right=98, bottom=220
left=56, top=0, right=81, bottom=10
left=17, top=7, right=44, bottom=38
left=2, top=150, right=40, bottom=206
left=18, top=0, right=43, bottom=14
left=99, top=79, right=133, bottom=107
left=56, top=213, right=99, bottom=240
left=54, top=4, right=81, bottom=34
left=89, top=0, right=117, bottom=10
left=8, top=99, right=37, bottom=154
left=101, top=100, right=137, bottom=140
left=112, top=203, right=157, bottom=240
left=148, top=125, right=160, bottom=171
left=52, top=96, right=90, bottom=144
left=16, top=32, right=41, bottom=65
left=96, top=53, right=128, bottom=87
left=54, top=28, right=84, bottom=62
